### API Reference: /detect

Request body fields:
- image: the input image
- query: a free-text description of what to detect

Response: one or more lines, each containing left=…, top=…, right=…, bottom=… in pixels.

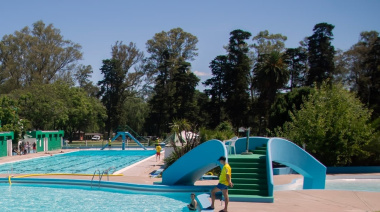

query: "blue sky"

left=1, top=0, right=380, bottom=88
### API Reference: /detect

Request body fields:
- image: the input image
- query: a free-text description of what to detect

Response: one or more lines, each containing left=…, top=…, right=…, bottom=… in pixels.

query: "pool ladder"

left=91, top=166, right=116, bottom=188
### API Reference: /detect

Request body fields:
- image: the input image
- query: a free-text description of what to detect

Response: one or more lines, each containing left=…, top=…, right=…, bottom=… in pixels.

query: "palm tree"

left=253, top=51, right=289, bottom=132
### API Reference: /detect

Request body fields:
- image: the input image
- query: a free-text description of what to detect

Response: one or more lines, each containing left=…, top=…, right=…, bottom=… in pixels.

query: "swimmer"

left=187, top=193, right=197, bottom=211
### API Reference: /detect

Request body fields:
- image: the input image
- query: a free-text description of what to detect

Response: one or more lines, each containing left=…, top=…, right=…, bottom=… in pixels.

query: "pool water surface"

left=0, top=183, right=192, bottom=212
left=0, top=150, right=155, bottom=174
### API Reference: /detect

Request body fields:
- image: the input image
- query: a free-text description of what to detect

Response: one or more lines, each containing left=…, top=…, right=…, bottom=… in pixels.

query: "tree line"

left=0, top=21, right=379, bottom=166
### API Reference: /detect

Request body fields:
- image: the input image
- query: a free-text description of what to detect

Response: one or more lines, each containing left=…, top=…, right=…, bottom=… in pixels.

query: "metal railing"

left=91, top=166, right=116, bottom=188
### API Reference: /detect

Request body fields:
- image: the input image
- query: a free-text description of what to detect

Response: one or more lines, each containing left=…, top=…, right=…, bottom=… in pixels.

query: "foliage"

left=254, top=51, right=289, bottom=116
left=250, top=30, right=287, bottom=98
left=144, top=28, right=199, bottom=136
left=268, top=87, right=313, bottom=131
left=12, top=82, right=106, bottom=142
left=284, top=47, right=308, bottom=90
left=307, top=22, right=336, bottom=86
left=121, top=96, right=149, bottom=134
left=0, top=95, right=26, bottom=142
left=98, top=41, right=144, bottom=136
left=199, top=121, right=235, bottom=143
left=275, top=82, right=374, bottom=166
left=164, top=119, right=201, bottom=168
left=74, top=65, right=99, bottom=97
left=362, top=118, right=380, bottom=165
left=0, top=20, right=82, bottom=93
left=203, top=55, right=228, bottom=128
left=224, top=29, right=251, bottom=130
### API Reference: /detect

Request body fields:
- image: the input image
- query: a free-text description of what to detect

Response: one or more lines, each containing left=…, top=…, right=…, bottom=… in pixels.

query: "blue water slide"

left=162, top=139, right=227, bottom=185
left=125, top=132, right=147, bottom=150
left=100, top=132, right=147, bottom=150
left=266, top=137, right=326, bottom=195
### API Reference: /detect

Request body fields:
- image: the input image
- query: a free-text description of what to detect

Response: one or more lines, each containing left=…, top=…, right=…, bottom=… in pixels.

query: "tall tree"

left=0, top=20, right=82, bottom=93
left=203, top=55, right=228, bottom=129
left=144, top=28, right=199, bottom=136
left=254, top=51, right=289, bottom=134
left=172, top=61, right=200, bottom=122
left=344, top=31, right=380, bottom=119
left=307, top=22, right=335, bottom=86
left=98, top=41, right=144, bottom=136
left=224, top=29, right=251, bottom=130
left=74, top=65, right=99, bottom=97
left=203, top=55, right=228, bottom=128
left=97, top=59, right=124, bottom=137
left=251, top=30, right=287, bottom=57
left=284, top=47, right=308, bottom=90
left=365, top=36, right=380, bottom=118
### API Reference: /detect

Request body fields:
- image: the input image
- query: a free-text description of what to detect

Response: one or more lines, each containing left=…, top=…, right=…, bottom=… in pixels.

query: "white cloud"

left=193, top=70, right=209, bottom=77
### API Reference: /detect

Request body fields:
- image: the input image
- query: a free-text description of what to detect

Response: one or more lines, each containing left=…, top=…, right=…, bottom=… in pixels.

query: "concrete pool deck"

left=1, top=150, right=380, bottom=212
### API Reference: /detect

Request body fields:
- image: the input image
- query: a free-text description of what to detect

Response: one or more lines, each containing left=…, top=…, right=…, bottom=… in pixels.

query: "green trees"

left=224, top=30, right=252, bottom=131
left=13, top=83, right=106, bottom=142
left=0, top=96, right=25, bottom=142
left=0, top=20, right=379, bottom=166
left=204, top=55, right=228, bottom=128
left=254, top=51, right=289, bottom=120
left=275, top=82, right=373, bottom=166
left=97, top=41, right=144, bottom=136
left=284, top=47, right=308, bottom=90
left=344, top=31, right=380, bottom=119
left=307, top=23, right=335, bottom=86
left=144, top=28, right=199, bottom=136
left=0, top=21, right=82, bottom=93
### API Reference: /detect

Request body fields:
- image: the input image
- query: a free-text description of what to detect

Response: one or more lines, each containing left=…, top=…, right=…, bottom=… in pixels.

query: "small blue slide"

left=162, top=139, right=227, bottom=185
left=100, top=132, right=147, bottom=150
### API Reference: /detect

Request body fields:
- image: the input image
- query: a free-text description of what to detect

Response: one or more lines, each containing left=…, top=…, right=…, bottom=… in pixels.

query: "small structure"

left=100, top=131, right=146, bottom=150
left=27, top=130, right=64, bottom=152
left=0, top=131, right=14, bottom=157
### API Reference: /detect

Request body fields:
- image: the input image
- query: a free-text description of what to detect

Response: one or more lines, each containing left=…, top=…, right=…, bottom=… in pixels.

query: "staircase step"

left=233, top=167, right=266, bottom=173
left=229, top=194, right=273, bottom=203
left=256, top=146, right=267, bottom=150
left=233, top=183, right=267, bottom=190
left=229, top=157, right=265, bottom=163
left=233, top=173, right=266, bottom=178
left=228, top=154, right=270, bottom=198
left=229, top=162, right=266, bottom=168
left=251, top=150, right=266, bottom=155
left=231, top=178, right=265, bottom=184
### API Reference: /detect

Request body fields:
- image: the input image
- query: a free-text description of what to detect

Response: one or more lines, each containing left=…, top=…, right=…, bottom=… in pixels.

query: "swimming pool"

left=326, top=178, right=380, bottom=192
left=275, top=177, right=380, bottom=192
left=0, top=184, right=188, bottom=211
left=0, top=178, right=212, bottom=212
left=0, top=150, right=155, bottom=174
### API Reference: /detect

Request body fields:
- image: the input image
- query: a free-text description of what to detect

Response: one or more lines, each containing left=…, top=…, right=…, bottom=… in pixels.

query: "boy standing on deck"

left=208, top=156, right=233, bottom=212
left=155, top=144, right=162, bottom=161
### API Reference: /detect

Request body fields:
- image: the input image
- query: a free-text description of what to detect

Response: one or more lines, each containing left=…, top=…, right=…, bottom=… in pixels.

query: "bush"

left=275, top=82, right=374, bottom=166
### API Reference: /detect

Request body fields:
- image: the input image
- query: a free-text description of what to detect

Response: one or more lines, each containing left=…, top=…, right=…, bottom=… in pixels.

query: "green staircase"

left=228, top=145, right=273, bottom=202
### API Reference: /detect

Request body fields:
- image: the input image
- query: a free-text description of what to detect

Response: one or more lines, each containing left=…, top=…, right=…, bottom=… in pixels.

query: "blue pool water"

left=0, top=150, right=155, bottom=174
left=275, top=178, right=380, bottom=192
left=0, top=183, right=192, bottom=212
left=326, top=179, right=380, bottom=192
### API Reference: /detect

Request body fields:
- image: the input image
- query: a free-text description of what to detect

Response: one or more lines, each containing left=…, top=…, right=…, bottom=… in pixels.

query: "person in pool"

left=187, top=193, right=197, bottom=211
left=207, top=156, right=233, bottom=212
